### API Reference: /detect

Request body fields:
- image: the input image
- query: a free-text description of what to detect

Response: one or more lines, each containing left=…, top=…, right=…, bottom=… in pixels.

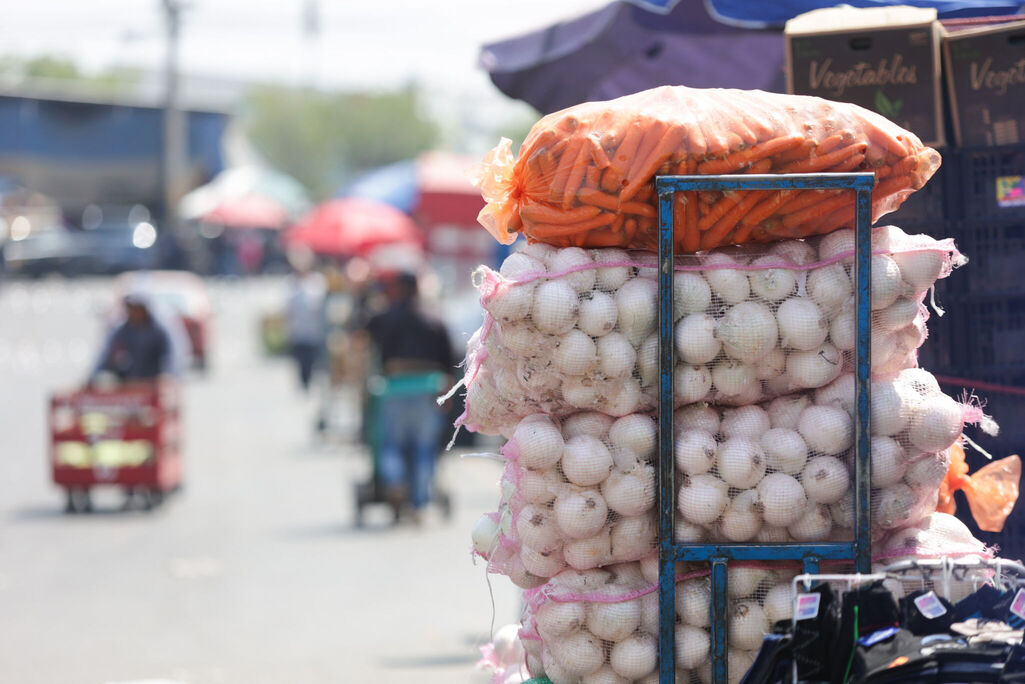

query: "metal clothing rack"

left=655, top=173, right=876, bottom=684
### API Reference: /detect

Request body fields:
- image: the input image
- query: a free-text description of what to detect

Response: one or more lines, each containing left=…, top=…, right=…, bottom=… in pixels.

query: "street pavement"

left=0, top=276, right=521, bottom=684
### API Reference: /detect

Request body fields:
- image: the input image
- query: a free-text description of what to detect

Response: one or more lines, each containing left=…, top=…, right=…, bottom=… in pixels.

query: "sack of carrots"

left=473, top=85, right=941, bottom=253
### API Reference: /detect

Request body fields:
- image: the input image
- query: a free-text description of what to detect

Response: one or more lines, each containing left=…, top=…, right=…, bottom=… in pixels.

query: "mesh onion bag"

left=471, top=368, right=992, bottom=589
left=473, top=85, right=940, bottom=252
left=454, top=225, right=963, bottom=437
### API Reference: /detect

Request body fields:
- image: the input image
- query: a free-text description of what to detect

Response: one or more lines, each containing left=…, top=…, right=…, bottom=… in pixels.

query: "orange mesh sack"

left=473, top=85, right=940, bottom=252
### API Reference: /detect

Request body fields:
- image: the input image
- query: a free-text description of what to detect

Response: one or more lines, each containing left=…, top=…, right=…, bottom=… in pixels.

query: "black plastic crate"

left=945, top=296, right=1025, bottom=372
left=916, top=276, right=963, bottom=373
left=946, top=219, right=1025, bottom=296
left=959, top=144, right=1025, bottom=221
left=885, top=148, right=957, bottom=226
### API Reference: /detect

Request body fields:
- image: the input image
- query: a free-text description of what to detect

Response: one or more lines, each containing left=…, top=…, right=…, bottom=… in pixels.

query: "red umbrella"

left=285, top=198, right=424, bottom=256
left=201, top=194, right=288, bottom=229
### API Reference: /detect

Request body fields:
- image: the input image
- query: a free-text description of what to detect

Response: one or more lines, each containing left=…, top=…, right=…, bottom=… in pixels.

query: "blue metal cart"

left=655, top=173, right=876, bottom=684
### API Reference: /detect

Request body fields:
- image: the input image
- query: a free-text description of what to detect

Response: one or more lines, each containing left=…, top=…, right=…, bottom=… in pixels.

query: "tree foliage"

left=244, top=86, right=439, bottom=200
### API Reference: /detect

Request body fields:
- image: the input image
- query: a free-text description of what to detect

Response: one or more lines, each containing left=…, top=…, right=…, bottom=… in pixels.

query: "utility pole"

left=162, top=0, right=187, bottom=234
left=303, top=0, right=320, bottom=90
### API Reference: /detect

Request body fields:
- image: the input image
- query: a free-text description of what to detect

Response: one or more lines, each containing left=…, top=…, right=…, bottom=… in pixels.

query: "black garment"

left=792, top=582, right=842, bottom=682
left=366, top=300, right=454, bottom=372
left=900, top=589, right=956, bottom=636
left=97, top=320, right=171, bottom=380
left=291, top=342, right=318, bottom=391
left=830, top=581, right=902, bottom=684
left=954, top=584, right=1008, bottom=622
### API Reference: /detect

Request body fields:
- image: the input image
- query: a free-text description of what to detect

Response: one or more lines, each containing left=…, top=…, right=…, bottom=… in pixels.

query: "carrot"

left=828, top=152, right=867, bottom=173
left=585, top=164, right=601, bottom=190
left=778, top=142, right=867, bottom=174
left=865, top=142, right=887, bottom=167
left=700, top=191, right=763, bottom=250
left=735, top=110, right=775, bottom=140
left=698, top=192, right=742, bottom=231
left=723, top=130, right=746, bottom=154
left=620, top=125, right=688, bottom=203
left=549, top=137, right=585, bottom=203
left=685, top=123, right=708, bottom=157
left=623, top=217, right=638, bottom=243
left=628, top=120, right=667, bottom=180
left=521, top=202, right=602, bottom=225
left=777, top=190, right=835, bottom=216
left=726, top=117, right=758, bottom=146
left=697, top=135, right=804, bottom=175
left=741, top=190, right=795, bottom=227
left=531, top=211, right=617, bottom=238
left=773, top=139, right=815, bottom=166
left=745, top=158, right=773, bottom=175
left=601, top=120, right=644, bottom=192
left=868, top=125, right=909, bottom=157
left=681, top=159, right=700, bottom=252
left=817, top=130, right=854, bottom=156
left=578, top=187, right=619, bottom=212
left=587, top=133, right=612, bottom=169
left=782, top=192, right=851, bottom=228
left=562, top=141, right=593, bottom=208
left=875, top=174, right=914, bottom=199
left=702, top=120, right=730, bottom=158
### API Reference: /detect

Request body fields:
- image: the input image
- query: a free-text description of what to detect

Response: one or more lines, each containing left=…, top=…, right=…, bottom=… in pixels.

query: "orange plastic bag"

left=938, top=440, right=1021, bottom=533
left=474, top=86, right=940, bottom=252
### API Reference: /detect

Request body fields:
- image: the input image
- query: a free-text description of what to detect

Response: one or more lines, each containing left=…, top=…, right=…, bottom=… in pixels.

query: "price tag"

left=913, top=591, right=947, bottom=620
left=1010, top=588, right=1025, bottom=621
left=795, top=592, right=821, bottom=621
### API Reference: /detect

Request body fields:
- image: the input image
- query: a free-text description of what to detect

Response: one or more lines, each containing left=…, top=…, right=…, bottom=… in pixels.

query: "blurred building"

left=0, top=85, right=229, bottom=224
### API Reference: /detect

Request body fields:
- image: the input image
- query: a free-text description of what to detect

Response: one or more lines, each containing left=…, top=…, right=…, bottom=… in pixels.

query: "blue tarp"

left=336, top=160, right=418, bottom=213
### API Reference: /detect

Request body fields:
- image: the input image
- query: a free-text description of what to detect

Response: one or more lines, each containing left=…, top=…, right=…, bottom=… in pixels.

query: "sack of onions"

left=455, top=225, right=964, bottom=436
left=672, top=367, right=996, bottom=545
left=471, top=412, right=659, bottom=588
left=519, top=558, right=798, bottom=684
left=472, top=623, right=531, bottom=684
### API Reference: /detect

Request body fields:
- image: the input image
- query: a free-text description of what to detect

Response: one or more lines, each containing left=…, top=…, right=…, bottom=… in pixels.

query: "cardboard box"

left=786, top=6, right=944, bottom=147
left=943, top=20, right=1025, bottom=147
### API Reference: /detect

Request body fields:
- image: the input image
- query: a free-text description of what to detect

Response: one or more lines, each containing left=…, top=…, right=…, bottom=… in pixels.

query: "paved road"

left=0, top=277, right=520, bottom=684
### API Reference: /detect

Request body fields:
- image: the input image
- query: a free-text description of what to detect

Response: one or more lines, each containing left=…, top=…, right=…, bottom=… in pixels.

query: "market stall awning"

left=284, top=198, right=424, bottom=257
left=200, top=194, right=288, bottom=229
left=180, top=165, right=311, bottom=222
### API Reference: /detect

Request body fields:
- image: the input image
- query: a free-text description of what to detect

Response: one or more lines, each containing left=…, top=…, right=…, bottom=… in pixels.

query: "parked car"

left=110, top=271, right=213, bottom=371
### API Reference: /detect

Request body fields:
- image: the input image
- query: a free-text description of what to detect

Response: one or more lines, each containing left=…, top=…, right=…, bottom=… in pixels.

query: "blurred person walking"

left=365, top=271, right=455, bottom=519
left=92, top=292, right=174, bottom=383
left=285, top=248, right=327, bottom=392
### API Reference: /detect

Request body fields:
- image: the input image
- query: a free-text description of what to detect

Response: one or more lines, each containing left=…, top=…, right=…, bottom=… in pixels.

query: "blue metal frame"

left=655, top=173, right=875, bottom=684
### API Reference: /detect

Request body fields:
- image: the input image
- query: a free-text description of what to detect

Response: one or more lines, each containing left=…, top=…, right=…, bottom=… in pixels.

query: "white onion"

left=730, top=602, right=770, bottom=650
left=564, top=529, right=612, bottom=570
left=596, top=332, right=636, bottom=378
left=717, top=438, right=767, bottom=489
left=721, top=489, right=763, bottom=541
left=639, top=591, right=659, bottom=634
left=562, top=376, right=602, bottom=410
left=801, top=456, right=850, bottom=504
left=559, top=569, right=614, bottom=593
left=563, top=412, right=614, bottom=441
left=610, top=514, right=657, bottom=562
left=532, top=279, right=580, bottom=334
left=562, top=435, right=614, bottom=487
left=871, top=436, right=907, bottom=488
left=676, top=579, right=712, bottom=627
left=807, top=263, right=853, bottom=313
left=604, top=378, right=643, bottom=417
left=675, top=405, right=721, bottom=435
left=676, top=364, right=713, bottom=404
left=640, top=555, right=660, bottom=585
left=489, top=282, right=535, bottom=323
left=616, top=278, right=658, bottom=346
left=551, top=247, right=596, bottom=293
left=609, top=634, right=657, bottom=680
left=786, top=342, right=843, bottom=389
left=472, top=514, right=501, bottom=556
left=749, top=256, right=798, bottom=302
left=578, top=291, right=619, bottom=337
left=517, top=356, right=561, bottom=395
left=721, top=406, right=771, bottom=440
left=609, top=414, right=657, bottom=461
left=675, top=625, right=710, bottom=669
left=582, top=665, right=630, bottom=684
left=758, top=473, right=807, bottom=527
left=761, top=428, right=808, bottom=474
left=677, top=473, right=729, bottom=525
left=514, top=418, right=564, bottom=470
left=704, top=253, right=751, bottom=304
left=728, top=566, right=768, bottom=599
left=519, top=243, right=556, bottom=267
left=905, top=452, right=950, bottom=493
left=637, top=334, right=658, bottom=387
left=541, top=647, right=573, bottom=684
left=828, top=306, right=856, bottom=351
left=674, top=271, right=713, bottom=319
left=830, top=491, right=855, bottom=528
left=675, top=313, right=721, bottom=365
left=602, top=466, right=655, bottom=517
left=873, top=483, right=918, bottom=529
left=520, top=468, right=562, bottom=505
left=766, top=394, right=811, bottom=430
left=814, top=373, right=856, bottom=413
left=907, top=393, right=963, bottom=453
left=552, top=630, right=605, bottom=677
left=711, top=360, right=760, bottom=402
left=871, top=254, right=905, bottom=310
left=501, top=252, right=546, bottom=279
left=763, top=583, right=795, bottom=624
left=788, top=503, right=833, bottom=541
left=517, top=504, right=563, bottom=553
left=591, top=248, right=633, bottom=291
left=553, top=329, right=599, bottom=376
left=717, top=301, right=778, bottom=364
left=756, top=525, right=793, bottom=543
left=770, top=239, right=817, bottom=265
left=606, top=561, right=645, bottom=586
left=675, top=429, right=718, bottom=475
left=899, top=367, right=942, bottom=396
left=877, top=297, right=920, bottom=332
left=777, top=297, right=828, bottom=351
left=817, top=229, right=855, bottom=263
left=871, top=378, right=911, bottom=437
left=893, top=248, right=945, bottom=294
left=499, top=322, right=550, bottom=357
left=521, top=545, right=566, bottom=577
left=554, top=488, right=609, bottom=539
left=586, top=597, right=643, bottom=645
left=535, top=598, right=585, bottom=638
left=675, top=518, right=707, bottom=543
left=755, top=346, right=786, bottom=380
left=797, top=405, right=853, bottom=455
